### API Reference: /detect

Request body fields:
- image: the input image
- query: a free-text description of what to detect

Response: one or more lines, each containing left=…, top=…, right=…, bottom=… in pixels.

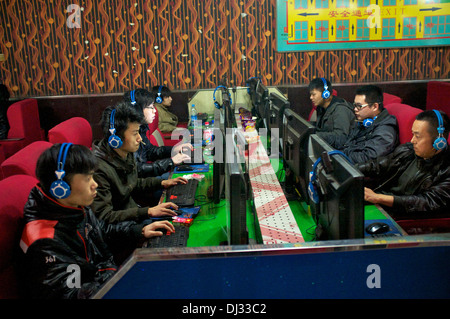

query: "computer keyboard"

left=145, top=224, right=190, bottom=248
left=166, top=179, right=199, bottom=206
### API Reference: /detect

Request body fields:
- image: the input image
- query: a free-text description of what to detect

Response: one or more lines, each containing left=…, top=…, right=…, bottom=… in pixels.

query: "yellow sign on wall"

left=276, top=0, right=450, bottom=51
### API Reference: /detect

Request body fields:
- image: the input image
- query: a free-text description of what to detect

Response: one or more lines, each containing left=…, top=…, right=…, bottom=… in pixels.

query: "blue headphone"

left=108, top=109, right=123, bottom=149
left=308, top=150, right=353, bottom=204
left=50, top=143, right=73, bottom=199
left=213, top=85, right=232, bottom=109
left=362, top=115, right=377, bottom=128
left=321, top=78, right=331, bottom=99
left=130, top=90, right=136, bottom=105
left=433, top=109, right=447, bottom=151
left=155, top=85, right=163, bottom=104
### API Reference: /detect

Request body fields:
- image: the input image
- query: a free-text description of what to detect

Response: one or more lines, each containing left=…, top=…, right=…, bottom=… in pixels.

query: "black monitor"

left=267, top=92, right=290, bottom=134
left=213, top=108, right=225, bottom=204
left=254, top=81, right=269, bottom=129
left=225, top=134, right=249, bottom=245
left=222, top=87, right=236, bottom=129
left=307, top=134, right=364, bottom=240
left=282, top=108, right=316, bottom=202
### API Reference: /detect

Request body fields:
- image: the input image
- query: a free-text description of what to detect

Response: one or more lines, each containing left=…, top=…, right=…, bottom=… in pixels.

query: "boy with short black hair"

left=20, top=143, right=175, bottom=299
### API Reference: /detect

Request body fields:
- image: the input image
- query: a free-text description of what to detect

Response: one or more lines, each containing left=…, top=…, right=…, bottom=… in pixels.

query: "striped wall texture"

left=0, top=0, right=449, bottom=98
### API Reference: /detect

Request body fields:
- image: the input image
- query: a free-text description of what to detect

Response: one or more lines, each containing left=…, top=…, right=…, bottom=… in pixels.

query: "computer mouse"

left=366, top=222, right=390, bottom=235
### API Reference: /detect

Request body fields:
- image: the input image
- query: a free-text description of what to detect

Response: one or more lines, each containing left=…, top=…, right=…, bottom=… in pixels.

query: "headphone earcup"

left=50, top=178, right=71, bottom=199
left=322, top=89, right=331, bottom=99
left=156, top=95, right=162, bottom=104
left=108, top=133, right=123, bottom=149
left=433, top=136, right=447, bottom=151
left=363, top=118, right=374, bottom=128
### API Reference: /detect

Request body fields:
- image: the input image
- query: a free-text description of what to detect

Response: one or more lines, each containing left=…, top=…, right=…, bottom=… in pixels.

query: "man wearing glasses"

left=328, top=85, right=399, bottom=163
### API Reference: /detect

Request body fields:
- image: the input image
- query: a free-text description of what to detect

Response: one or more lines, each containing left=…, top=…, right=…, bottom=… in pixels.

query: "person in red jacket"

left=19, top=143, right=174, bottom=299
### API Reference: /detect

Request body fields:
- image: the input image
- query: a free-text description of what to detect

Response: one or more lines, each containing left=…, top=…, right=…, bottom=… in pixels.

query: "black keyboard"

left=145, top=224, right=189, bottom=248
left=166, top=179, right=199, bottom=206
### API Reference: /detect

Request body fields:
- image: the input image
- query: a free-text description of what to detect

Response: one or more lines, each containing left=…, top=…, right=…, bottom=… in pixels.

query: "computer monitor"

left=222, top=87, right=236, bottom=129
left=267, top=92, right=290, bottom=155
left=213, top=107, right=225, bottom=204
left=254, top=81, right=269, bottom=129
left=282, top=108, right=316, bottom=202
left=225, top=137, right=249, bottom=245
left=307, top=134, right=365, bottom=240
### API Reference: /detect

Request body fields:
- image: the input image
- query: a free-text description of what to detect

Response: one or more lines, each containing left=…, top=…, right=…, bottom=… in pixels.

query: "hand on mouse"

left=142, top=220, right=175, bottom=238
left=161, top=177, right=188, bottom=188
left=148, top=202, right=179, bottom=217
left=173, top=143, right=193, bottom=154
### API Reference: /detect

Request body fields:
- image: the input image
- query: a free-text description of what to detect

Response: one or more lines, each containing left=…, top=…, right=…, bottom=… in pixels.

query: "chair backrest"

left=426, top=81, right=450, bottom=115
left=0, top=141, right=53, bottom=179
left=7, top=99, right=43, bottom=144
left=0, top=175, right=38, bottom=298
left=383, top=92, right=402, bottom=106
left=48, top=117, right=93, bottom=148
left=384, top=103, right=422, bottom=144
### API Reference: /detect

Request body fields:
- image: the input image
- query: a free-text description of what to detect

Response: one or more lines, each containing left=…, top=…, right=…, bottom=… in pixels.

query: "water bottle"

left=190, top=104, right=198, bottom=127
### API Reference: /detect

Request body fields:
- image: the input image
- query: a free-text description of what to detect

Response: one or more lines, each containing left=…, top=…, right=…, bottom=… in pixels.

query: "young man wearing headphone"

left=330, top=85, right=399, bottom=163
left=358, top=110, right=450, bottom=218
left=91, top=101, right=187, bottom=224
left=20, top=143, right=175, bottom=298
left=308, top=77, right=355, bottom=144
left=152, top=85, right=179, bottom=133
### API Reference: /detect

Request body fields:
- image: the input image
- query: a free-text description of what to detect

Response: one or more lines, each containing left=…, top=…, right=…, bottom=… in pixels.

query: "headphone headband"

left=108, top=108, right=123, bottom=149
left=130, top=90, right=136, bottom=105
left=156, top=85, right=163, bottom=103
left=50, top=143, right=73, bottom=199
left=432, top=109, right=447, bottom=151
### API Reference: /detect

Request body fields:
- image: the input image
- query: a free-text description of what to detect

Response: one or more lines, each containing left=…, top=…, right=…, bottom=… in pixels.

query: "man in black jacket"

left=329, top=85, right=399, bottom=163
left=358, top=110, right=450, bottom=219
left=309, top=77, right=355, bottom=144
left=20, top=143, right=175, bottom=299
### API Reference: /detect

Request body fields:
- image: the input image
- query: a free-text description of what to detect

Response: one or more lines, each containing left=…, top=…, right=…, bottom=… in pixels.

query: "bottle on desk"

left=190, top=104, right=198, bottom=128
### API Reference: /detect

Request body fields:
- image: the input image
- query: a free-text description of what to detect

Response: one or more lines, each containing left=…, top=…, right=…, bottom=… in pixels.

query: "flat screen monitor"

left=225, top=142, right=249, bottom=246
left=213, top=108, right=225, bottom=204
left=222, top=87, right=236, bottom=129
left=254, top=81, right=269, bottom=128
left=307, top=134, right=365, bottom=240
left=282, top=108, right=316, bottom=202
left=267, top=92, right=290, bottom=154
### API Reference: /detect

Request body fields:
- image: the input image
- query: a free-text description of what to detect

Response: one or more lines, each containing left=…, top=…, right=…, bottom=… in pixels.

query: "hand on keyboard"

left=148, top=202, right=179, bottom=217
left=142, top=220, right=175, bottom=238
left=161, top=176, right=188, bottom=188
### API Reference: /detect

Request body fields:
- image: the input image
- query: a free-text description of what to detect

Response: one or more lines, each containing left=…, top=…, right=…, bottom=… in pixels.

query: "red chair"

left=384, top=103, right=422, bottom=144
left=0, top=141, right=53, bottom=179
left=383, top=92, right=402, bottom=106
left=0, top=174, right=38, bottom=298
left=0, top=99, right=45, bottom=159
left=48, top=117, right=93, bottom=149
left=426, top=81, right=450, bottom=115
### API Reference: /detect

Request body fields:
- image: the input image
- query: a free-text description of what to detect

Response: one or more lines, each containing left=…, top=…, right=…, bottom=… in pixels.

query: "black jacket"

left=92, top=139, right=162, bottom=223
left=331, top=108, right=399, bottom=164
left=135, top=124, right=175, bottom=178
left=315, top=96, right=355, bottom=144
left=19, top=186, right=144, bottom=299
left=357, top=143, right=450, bottom=219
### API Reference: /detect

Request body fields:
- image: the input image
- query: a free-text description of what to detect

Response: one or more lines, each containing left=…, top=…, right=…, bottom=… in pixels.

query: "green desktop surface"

left=167, top=158, right=397, bottom=247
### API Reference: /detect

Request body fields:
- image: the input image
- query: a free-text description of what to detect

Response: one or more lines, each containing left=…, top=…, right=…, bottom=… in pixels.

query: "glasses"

left=353, top=103, right=372, bottom=110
